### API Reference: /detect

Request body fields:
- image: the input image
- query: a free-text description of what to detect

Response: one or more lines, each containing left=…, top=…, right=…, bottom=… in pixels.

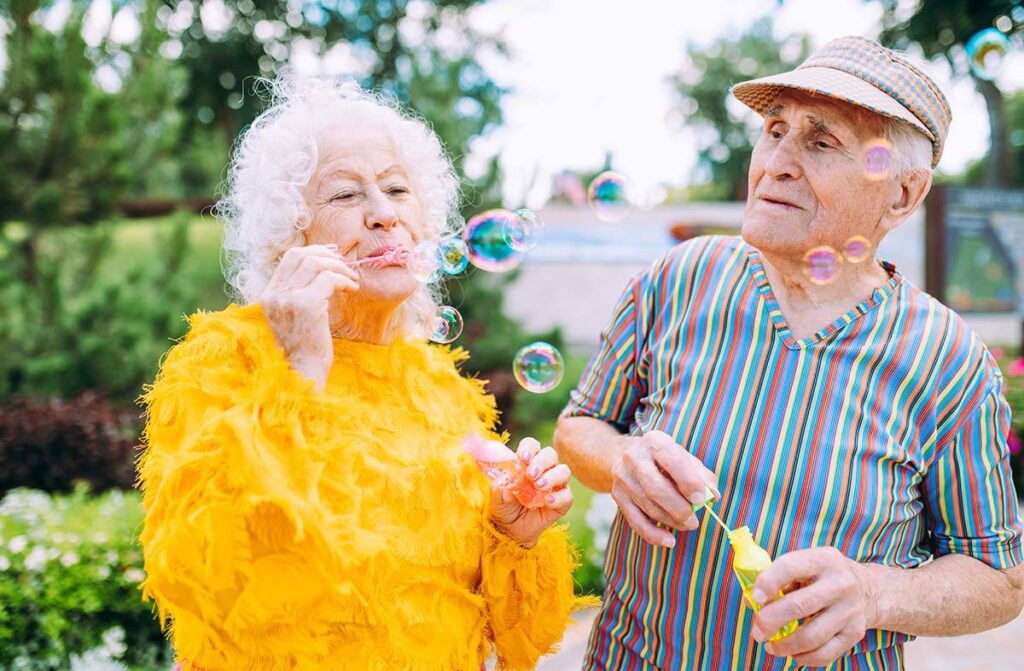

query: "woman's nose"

left=364, top=187, right=399, bottom=230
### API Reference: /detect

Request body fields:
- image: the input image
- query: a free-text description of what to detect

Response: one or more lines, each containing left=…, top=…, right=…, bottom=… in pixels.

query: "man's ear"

left=881, top=168, right=932, bottom=233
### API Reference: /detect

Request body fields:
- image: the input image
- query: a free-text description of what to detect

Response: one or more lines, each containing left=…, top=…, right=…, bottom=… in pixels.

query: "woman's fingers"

left=516, top=437, right=542, bottom=464
left=535, top=463, right=570, bottom=490
left=543, top=487, right=573, bottom=515
left=306, top=270, right=360, bottom=300
left=290, top=253, right=359, bottom=288
left=274, top=244, right=342, bottom=281
left=525, top=446, right=558, bottom=479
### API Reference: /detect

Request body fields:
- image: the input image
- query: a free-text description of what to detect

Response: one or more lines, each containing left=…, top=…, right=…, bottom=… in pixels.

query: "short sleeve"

left=560, top=274, right=646, bottom=432
left=921, top=381, right=1023, bottom=569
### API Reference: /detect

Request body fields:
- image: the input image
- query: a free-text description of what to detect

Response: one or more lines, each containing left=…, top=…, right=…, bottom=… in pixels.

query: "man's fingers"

left=758, top=603, right=849, bottom=657
left=617, top=471, right=689, bottom=534
left=627, top=455, right=698, bottom=529
left=788, top=626, right=862, bottom=668
left=753, top=548, right=831, bottom=602
left=613, top=488, right=676, bottom=548
left=754, top=579, right=838, bottom=636
left=644, top=431, right=719, bottom=507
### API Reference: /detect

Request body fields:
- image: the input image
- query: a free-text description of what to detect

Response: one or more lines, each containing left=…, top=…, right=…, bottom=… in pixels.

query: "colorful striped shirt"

left=563, top=235, right=1022, bottom=671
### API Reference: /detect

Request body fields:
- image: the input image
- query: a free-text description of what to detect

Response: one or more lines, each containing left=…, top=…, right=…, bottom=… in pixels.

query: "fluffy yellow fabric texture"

left=136, top=304, right=597, bottom=670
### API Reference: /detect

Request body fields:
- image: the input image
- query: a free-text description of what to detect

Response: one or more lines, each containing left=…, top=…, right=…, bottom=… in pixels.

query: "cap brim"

left=731, top=66, right=936, bottom=144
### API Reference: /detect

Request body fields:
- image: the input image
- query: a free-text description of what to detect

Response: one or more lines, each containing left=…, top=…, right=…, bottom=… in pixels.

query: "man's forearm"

left=862, top=554, right=1024, bottom=636
left=553, top=415, right=627, bottom=492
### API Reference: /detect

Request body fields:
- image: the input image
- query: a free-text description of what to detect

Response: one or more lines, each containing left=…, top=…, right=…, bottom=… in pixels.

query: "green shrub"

left=994, top=349, right=1024, bottom=498
left=0, top=214, right=225, bottom=404
left=0, top=486, right=172, bottom=671
left=0, top=393, right=137, bottom=497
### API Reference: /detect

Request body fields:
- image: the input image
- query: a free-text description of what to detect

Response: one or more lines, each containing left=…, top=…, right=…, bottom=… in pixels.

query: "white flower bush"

left=0, top=486, right=174, bottom=670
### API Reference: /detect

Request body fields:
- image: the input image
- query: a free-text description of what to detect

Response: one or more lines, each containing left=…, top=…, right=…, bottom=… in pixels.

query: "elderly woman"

left=556, top=37, right=1023, bottom=670
left=136, top=79, right=594, bottom=671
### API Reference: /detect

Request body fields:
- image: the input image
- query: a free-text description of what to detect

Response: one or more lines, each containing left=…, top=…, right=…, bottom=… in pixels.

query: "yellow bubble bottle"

left=727, top=526, right=798, bottom=642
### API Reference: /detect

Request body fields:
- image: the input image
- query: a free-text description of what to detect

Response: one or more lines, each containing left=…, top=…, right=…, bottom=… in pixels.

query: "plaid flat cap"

left=731, top=35, right=952, bottom=167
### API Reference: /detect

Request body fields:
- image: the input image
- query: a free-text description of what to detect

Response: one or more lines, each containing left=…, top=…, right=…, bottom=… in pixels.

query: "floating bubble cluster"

left=843, top=236, right=872, bottom=264
left=587, top=171, right=633, bottom=222
left=438, top=237, right=470, bottom=275
left=803, top=246, right=841, bottom=285
left=965, top=28, right=1008, bottom=81
left=863, top=140, right=893, bottom=181
left=409, top=241, right=441, bottom=283
left=512, top=342, right=565, bottom=393
left=430, top=306, right=464, bottom=344
left=464, top=209, right=524, bottom=272
left=504, top=208, right=545, bottom=252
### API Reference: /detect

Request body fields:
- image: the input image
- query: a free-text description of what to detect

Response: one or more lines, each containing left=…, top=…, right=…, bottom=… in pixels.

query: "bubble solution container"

left=463, top=434, right=548, bottom=509
left=727, top=526, right=799, bottom=642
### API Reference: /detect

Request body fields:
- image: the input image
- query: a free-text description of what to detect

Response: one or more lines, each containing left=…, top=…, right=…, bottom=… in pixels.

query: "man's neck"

left=758, top=250, right=892, bottom=340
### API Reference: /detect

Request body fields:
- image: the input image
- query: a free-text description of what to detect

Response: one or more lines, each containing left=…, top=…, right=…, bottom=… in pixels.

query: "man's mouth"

left=758, top=195, right=802, bottom=210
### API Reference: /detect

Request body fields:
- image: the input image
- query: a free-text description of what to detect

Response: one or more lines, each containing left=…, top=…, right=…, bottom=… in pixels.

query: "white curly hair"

left=216, top=75, right=463, bottom=339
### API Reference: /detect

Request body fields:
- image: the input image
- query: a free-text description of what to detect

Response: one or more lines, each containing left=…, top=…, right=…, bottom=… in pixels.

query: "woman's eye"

left=387, top=186, right=410, bottom=196
left=333, top=192, right=357, bottom=201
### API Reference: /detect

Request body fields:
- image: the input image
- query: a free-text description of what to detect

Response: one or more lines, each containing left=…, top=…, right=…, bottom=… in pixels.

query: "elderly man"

left=555, top=36, right=1024, bottom=670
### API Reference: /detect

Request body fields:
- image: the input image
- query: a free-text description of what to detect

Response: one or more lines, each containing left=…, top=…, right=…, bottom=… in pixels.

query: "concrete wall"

left=503, top=204, right=1021, bottom=353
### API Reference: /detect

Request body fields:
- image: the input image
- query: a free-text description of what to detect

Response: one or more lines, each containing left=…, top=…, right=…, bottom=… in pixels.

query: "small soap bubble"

left=843, top=235, right=872, bottom=264
left=965, top=28, right=1008, bottom=81
left=863, top=140, right=892, bottom=181
left=464, top=209, right=524, bottom=272
left=409, top=241, right=441, bottom=283
left=512, top=342, right=565, bottom=394
left=504, top=208, right=544, bottom=251
left=430, top=306, right=463, bottom=344
left=438, top=237, right=470, bottom=275
left=587, top=171, right=633, bottom=222
left=803, top=246, right=841, bottom=285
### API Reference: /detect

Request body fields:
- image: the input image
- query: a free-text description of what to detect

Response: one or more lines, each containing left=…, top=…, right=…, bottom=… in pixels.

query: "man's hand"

left=751, top=547, right=874, bottom=668
left=610, top=430, right=719, bottom=548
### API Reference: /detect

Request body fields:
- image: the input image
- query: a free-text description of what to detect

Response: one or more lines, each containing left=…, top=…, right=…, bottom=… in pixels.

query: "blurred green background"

left=2, top=1, right=1024, bottom=668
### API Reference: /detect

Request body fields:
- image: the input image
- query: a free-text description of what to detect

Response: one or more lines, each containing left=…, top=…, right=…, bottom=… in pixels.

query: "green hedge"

left=0, top=486, right=172, bottom=671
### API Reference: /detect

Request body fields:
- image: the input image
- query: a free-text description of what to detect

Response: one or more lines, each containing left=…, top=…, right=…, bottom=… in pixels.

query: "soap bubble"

left=863, top=140, right=892, bottom=181
left=512, top=342, right=565, bottom=394
left=438, top=237, right=470, bottom=275
left=409, top=241, right=441, bottom=283
left=965, top=28, right=1008, bottom=81
left=587, top=171, right=633, bottom=222
left=843, top=236, right=872, bottom=264
left=803, top=246, right=841, bottom=285
left=464, top=209, right=524, bottom=272
left=430, top=306, right=463, bottom=344
left=503, top=208, right=544, bottom=252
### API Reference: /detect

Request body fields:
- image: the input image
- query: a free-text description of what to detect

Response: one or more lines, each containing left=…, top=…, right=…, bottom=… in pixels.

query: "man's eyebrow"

left=806, top=114, right=836, bottom=135
left=765, top=106, right=783, bottom=118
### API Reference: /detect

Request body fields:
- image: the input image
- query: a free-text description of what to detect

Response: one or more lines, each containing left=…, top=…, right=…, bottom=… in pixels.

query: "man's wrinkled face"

left=742, top=91, right=896, bottom=260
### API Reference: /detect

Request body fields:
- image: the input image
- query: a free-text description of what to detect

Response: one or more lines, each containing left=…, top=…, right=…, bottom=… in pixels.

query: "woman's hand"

left=260, top=243, right=360, bottom=391
left=489, top=438, right=573, bottom=548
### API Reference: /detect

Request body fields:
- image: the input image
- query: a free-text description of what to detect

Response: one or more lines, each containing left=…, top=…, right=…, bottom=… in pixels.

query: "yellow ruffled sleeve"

left=480, top=520, right=601, bottom=670
left=136, top=305, right=372, bottom=670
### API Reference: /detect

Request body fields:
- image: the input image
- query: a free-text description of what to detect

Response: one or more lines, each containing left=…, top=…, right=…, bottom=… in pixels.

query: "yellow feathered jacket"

left=136, top=304, right=596, bottom=670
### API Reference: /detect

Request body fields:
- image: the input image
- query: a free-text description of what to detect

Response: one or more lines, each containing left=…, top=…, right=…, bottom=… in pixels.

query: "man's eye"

left=814, top=140, right=834, bottom=149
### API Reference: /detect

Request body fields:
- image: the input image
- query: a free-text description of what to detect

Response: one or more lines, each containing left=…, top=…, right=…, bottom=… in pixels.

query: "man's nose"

left=763, top=135, right=803, bottom=181
left=364, top=187, right=399, bottom=231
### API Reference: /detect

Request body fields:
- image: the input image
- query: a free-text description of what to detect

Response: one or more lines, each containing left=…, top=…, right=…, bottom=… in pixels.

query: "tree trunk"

left=975, top=77, right=1013, bottom=187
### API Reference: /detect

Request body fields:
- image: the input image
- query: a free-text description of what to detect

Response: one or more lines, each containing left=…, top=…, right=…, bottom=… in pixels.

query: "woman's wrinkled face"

left=302, top=118, right=428, bottom=307
left=742, top=91, right=896, bottom=260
